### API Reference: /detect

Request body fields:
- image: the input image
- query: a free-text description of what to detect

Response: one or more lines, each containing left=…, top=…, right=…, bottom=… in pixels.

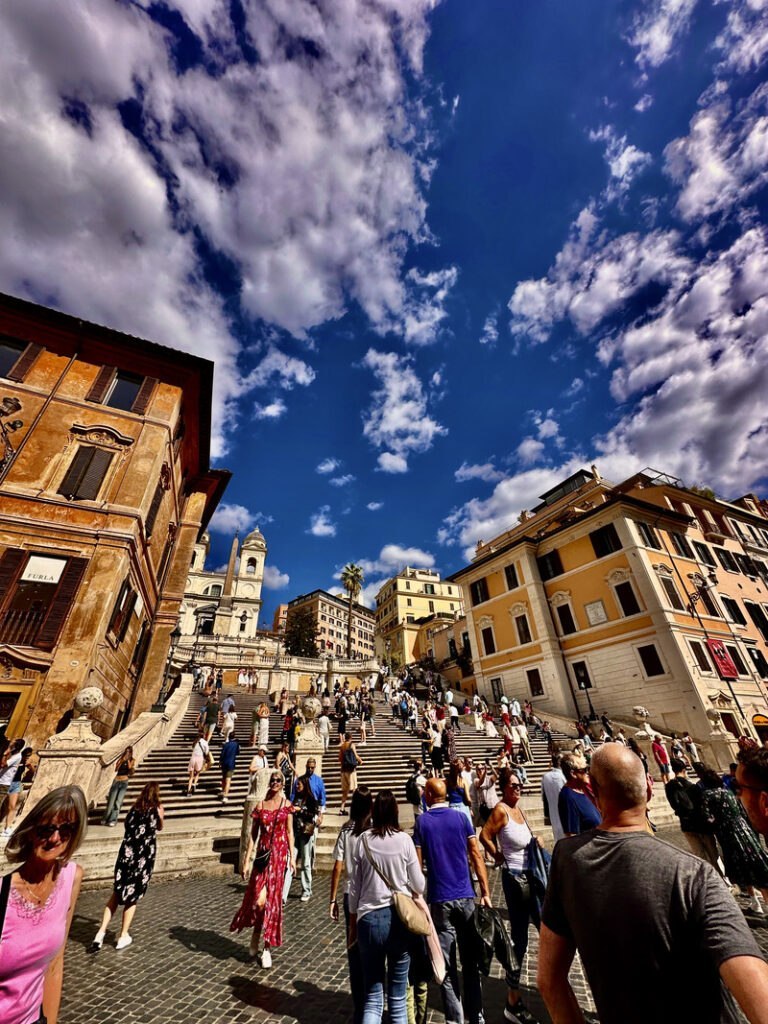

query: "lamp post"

left=385, top=638, right=391, bottom=678
left=0, top=396, right=23, bottom=476
left=152, top=624, right=182, bottom=712
left=578, top=680, right=597, bottom=721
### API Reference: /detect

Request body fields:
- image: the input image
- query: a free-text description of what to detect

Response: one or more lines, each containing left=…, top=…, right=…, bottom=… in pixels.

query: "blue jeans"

left=344, top=895, right=365, bottom=1024
left=103, top=781, right=128, bottom=824
left=295, top=830, right=316, bottom=897
left=430, top=898, right=483, bottom=1024
left=357, top=906, right=410, bottom=1024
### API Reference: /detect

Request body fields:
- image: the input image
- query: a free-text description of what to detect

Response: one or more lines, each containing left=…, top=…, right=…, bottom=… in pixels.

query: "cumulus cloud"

left=359, top=543, right=436, bottom=576
left=516, top=438, right=546, bottom=465
left=589, top=125, right=652, bottom=199
left=454, top=461, right=505, bottom=483
left=330, top=474, right=356, bottom=487
left=366, top=501, right=384, bottom=511
left=479, top=313, right=499, bottom=345
left=317, top=457, right=341, bottom=475
left=308, top=505, right=336, bottom=537
left=635, top=93, right=654, bottom=113
left=262, top=565, right=290, bottom=589
left=628, top=0, right=698, bottom=69
left=209, top=502, right=271, bottom=534
left=362, top=349, right=447, bottom=472
left=253, top=398, right=287, bottom=419
left=0, top=0, right=449, bottom=454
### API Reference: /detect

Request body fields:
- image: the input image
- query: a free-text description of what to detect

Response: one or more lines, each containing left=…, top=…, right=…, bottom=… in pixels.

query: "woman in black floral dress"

left=90, top=782, right=164, bottom=952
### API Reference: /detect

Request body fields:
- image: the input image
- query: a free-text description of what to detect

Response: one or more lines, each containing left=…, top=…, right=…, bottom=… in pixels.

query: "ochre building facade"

left=0, top=293, right=228, bottom=748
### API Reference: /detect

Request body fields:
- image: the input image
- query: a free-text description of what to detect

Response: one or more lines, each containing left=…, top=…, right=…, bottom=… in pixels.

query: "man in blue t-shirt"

left=219, top=736, right=240, bottom=803
left=414, top=779, right=491, bottom=1024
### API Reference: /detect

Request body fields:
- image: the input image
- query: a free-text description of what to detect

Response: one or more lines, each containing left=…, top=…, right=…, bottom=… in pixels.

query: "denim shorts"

left=8, top=781, right=21, bottom=795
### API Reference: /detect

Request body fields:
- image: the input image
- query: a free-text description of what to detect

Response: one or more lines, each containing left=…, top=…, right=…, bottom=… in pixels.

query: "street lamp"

left=385, top=638, right=392, bottom=678
left=152, top=624, right=183, bottom=712
left=686, top=570, right=718, bottom=616
left=578, top=679, right=597, bottom=720
left=0, top=396, right=23, bottom=474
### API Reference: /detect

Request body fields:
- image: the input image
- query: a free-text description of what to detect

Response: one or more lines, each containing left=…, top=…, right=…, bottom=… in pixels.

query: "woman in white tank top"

left=480, top=767, right=542, bottom=1024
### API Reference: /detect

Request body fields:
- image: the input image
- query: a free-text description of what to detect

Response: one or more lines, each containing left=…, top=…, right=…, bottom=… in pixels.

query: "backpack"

left=342, top=747, right=359, bottom=771
left=405, top=773, right=421, bottom=805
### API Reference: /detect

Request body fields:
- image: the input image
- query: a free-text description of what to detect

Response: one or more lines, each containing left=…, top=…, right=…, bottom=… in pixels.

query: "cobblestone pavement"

left=61, top=828, right=768, bottom=1024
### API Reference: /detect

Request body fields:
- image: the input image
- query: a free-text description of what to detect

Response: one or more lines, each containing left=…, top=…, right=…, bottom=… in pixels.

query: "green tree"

left=340, top=562, right=365, bottom=658
left=283, top=607, right=319, bottom=658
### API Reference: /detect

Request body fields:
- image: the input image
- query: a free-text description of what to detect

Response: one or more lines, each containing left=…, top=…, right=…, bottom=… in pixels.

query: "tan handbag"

left=361, top=836, right=431, bottom=936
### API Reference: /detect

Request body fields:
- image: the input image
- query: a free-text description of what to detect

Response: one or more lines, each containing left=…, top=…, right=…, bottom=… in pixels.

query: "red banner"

left=706, top=638, right=739, bottom=680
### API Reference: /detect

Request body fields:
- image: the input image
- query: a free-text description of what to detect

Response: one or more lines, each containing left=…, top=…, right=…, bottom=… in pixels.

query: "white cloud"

left=479, top=313, right=499, bottom=345
left=245, top=347, right=316, bottom=391
left=516, top=438, right=546, bottom=465
left=316, top=458, right=341, bottom=475
left=209, top=502, right=267, bottom=534
left=0, top=0, right=448, bottom=454
left=536, top=416, right=560, bottom=440
left=362, top=348, right=447, bottom=472
left=628, top=0, right=698, bottom=69
left=308, top=505, right=336, bottom=538
left=253, top=398, right=287, bottom=419
left=715, top=3, right=768, bottom=74
left=454, top=461, right=505, bottom=483
left=366, top=501, right=384, bottom=511
left=589, top=125, right=652, bottom=199
left=634, top=93, right=654, bottom=113
left=262, top=565, right=290, bottom=590
left=359, top=543, right=436, bottom=576
left=564, top=377, right=584, bottom=398
left=330, top=474, right=356, bottom=487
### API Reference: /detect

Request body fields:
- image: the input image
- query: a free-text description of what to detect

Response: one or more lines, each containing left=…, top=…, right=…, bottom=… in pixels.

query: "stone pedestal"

left=703, top=730, right=739, bottom=772
left=25, top=716, right=103, bottom=814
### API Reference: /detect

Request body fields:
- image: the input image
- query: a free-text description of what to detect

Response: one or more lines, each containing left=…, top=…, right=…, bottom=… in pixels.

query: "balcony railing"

left=0, top=607, right=45, bottom=647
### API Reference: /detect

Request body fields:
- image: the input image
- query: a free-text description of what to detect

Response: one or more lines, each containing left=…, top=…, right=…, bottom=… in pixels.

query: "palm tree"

left=340, top=562, right=365, bottom=659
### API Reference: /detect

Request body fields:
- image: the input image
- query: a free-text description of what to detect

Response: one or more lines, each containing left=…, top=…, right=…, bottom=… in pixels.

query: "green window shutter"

left=86, top=365, right=116, bottom=403
left=36, top=557, right=88, bottom=650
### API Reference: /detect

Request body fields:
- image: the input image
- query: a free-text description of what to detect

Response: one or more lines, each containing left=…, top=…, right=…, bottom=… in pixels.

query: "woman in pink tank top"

left=0, top=785, right=87, bottom=1024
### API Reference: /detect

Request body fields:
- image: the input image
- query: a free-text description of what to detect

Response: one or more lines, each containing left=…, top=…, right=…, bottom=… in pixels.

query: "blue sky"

left=2, top=1, right=768, bottom=623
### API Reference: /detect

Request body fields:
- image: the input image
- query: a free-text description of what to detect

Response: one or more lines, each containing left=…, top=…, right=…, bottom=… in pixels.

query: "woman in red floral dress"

left=231, top=771, right=296, bottom=968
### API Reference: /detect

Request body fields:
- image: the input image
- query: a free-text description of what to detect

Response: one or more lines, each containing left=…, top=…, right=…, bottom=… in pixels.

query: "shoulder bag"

left=253, top=799, right=283, bottom=874
left=361, top=835, right=431, bottom=936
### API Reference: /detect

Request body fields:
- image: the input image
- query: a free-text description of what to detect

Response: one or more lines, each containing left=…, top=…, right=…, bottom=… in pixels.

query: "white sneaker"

left=1, top=827, right=12, bottom=837
left=115, top=935, right=133, bottom=950
left=261, top=948, right=272, bottom=968
left=749, top=894, right=765, bottom=914
left=300, top=893, right=311, bottom=902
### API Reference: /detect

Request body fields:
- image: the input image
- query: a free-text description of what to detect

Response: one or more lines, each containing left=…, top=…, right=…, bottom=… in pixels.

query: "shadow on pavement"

left=69, top=913, right=101, bottom=951
left=229, top=976, right=350, bottom=1020
left=170, top=925, right=252, bottom=961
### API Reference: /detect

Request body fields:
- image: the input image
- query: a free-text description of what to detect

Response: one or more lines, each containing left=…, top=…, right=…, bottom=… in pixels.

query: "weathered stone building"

left=0, top=293, right=229, bottom=747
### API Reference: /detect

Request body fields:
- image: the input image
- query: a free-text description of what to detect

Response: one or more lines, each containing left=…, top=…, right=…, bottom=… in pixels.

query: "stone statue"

left=74, top=686, right=105, bottom=718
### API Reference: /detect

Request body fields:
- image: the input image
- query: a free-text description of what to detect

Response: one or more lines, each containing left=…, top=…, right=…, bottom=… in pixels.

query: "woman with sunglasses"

left=231, top=769, right=296, bottom=969
left=1, top=784, right=87, bottom=1024
left=480, top=768, right=541, bottom=1024
left=91, top=782, right=164, bottom=951
left=557, top=755, right=601, bottom=837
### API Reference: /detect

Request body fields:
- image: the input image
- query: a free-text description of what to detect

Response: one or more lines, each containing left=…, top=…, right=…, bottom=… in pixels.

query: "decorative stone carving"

left=300, top=696, right=321, bottom=723
left=74, top=686, right=104, bottom=718
left=706, top=706, right=725, bottom=732
left=549, top=591, right=571, bottom=607
left=606, top=568, right=631, bottom=585
left=160, top=462, right=172, bottom=491
left=478, top=615, right=494, bottom=629
left=70, top=423, right=135, bottom=449
left=652, top=563, right=674, bottom=576
left=508, top=602, right=527, bottom=617
left=632, top=705, right=655, bottom=740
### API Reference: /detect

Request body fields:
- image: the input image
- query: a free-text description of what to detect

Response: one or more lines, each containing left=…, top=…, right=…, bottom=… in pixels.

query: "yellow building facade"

left=0, top=293, right=228, bottom=747
left=285, top=589, right=375, bottom=659
left=450, top=468, right=768, bottom=747
left=374, top=567, right=464, bottom=668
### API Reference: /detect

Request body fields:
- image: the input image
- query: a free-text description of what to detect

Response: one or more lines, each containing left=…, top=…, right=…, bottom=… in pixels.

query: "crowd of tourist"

left=6, top=674, right=768, bottom=1024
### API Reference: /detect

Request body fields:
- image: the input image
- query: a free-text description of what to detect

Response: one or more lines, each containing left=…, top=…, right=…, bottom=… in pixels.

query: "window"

left=515, top=614, right=532, bottom=645
left=526, top=667, right=544, bottom=697
left=0, top=338, right=25, bottom=378
left=745, top=602, right=768, bottom=643
left=448, top=638, right=457, bottom=659
left=658, top=574, right=685, bottom=611
left=469, top=578, right=489, bottom=606
left=714, top=548, right=739, bottom=573
left=406, top=614, right=415, bottom=624
left=106, top=372, right=144, bottom=411
left=636, top=521, right=662, bottom=549
left=239, top=617, right=247, bottom=633
left=246, top=558, right=257, bottom=576
left=556, top=604, right=577, bottom=635
left=0, top=549, right=88, bottom=651
left=428, top=601, right=435, bottom=612
left=735, top=553, right=758, bottom=577
left=614, top=580, right=641, bottom=616
left=504, top=563, right=519, bottom=590
left=481, top=626, right=496, bottom=655
left=207, top=584, right=222, bottom=598
left=406, top=598, right=412, bottom=607
left=725, top=644, right=748, bottom=676
left=693, top=542, right=716, bottom=567
left=637, top=644, right=665, bottom=676
left=697, top=588, right=721, bottom=617
left=58, top=446, right=114, bottom=501
left=689, top=640, right=712, bottom=672
left=86, top=367, right=157, bottom=414
left=537, top=550, right=563, bottom=581
left=590, top=524, right=622, bottom=558
left=721, top=596, right=747, bottom=626
left=424, top=583, right=435, bottom=595
left=130, top=619, right=151, bottom=676
left=446, top=586, right=452, bottom=595
left=490, top=677, right=504, bottom=703
left=670, top=532, right=694, bottom=558
left=405, top=581, right=410, bottom=590
left=747, top=646, right=768, bottom=678
left=145, top=481, right=165, bottom=538
left=571, top=660, right=592, bottom=689
left=107, top=579, right=137, bottom=642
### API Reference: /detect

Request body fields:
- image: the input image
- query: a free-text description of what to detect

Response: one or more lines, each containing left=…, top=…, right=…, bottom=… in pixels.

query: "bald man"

left=537, top=744, right=768, bottom=1024
left=414, top=778, right=491, bottom=1024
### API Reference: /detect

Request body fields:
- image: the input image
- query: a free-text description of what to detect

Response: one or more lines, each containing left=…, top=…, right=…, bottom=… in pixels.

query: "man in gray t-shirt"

left=538, top=744, right=768, bottom=1024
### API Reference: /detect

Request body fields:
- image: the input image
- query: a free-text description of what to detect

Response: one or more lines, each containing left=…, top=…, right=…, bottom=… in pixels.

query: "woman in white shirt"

left=348, top=791, right=425, bottom=1024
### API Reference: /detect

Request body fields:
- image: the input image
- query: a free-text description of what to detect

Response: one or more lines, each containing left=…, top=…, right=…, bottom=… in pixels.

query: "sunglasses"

left=36, top=822, right=77, bottom=841
left=732, top=781, right=766, bottom=797
left=506, top=783, right=523, bottom=791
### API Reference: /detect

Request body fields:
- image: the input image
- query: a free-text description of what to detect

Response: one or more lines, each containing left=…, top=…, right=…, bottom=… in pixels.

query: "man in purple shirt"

left=414, top=779, right=491, bottom=1024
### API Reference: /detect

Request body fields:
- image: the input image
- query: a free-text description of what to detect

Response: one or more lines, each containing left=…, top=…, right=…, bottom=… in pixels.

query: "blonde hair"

left=5, top=784, right=88, bottom=867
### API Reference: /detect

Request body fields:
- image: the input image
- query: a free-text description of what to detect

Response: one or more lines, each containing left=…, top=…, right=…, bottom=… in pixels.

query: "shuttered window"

left=590, top=524, right=623, bottom=558
left=35, top=558, right=88, bottom=650
left=86, top=367, right=156, bottom=414
left=131, top=376, right=158, bottom=415
left=469, top=577, right=489, bottom=606
left=145, top=482, right=165, bottom=539
left=131, top=620, right=151, bottom=675
left=515, top=613, right=532, bottom=645
left=108, top=579, right=137, bottom=642
left=86, top=365, right=116, bottom=403
left=58, top=446, right=114, bottom=501
left=0, top=552, right=88, bottom=651
left=4, top=341, right=43, bottom=382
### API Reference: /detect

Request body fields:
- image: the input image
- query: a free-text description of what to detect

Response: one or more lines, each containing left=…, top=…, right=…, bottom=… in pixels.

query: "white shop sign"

left=21, top=556, right=67, bottom=585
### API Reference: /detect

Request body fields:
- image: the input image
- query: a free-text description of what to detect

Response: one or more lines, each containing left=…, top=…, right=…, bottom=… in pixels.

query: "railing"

left=0, top=607, right=45, bottom=646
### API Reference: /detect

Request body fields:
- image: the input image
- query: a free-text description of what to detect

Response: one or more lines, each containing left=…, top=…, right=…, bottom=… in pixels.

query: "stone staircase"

left=77, top=690, right=678, bottom=884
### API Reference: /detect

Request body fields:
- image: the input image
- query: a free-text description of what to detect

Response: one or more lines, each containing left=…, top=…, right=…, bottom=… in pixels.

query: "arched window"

left=246, top=558, right=257, bottom=576
left=204, top=584, right=222, bottom=598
